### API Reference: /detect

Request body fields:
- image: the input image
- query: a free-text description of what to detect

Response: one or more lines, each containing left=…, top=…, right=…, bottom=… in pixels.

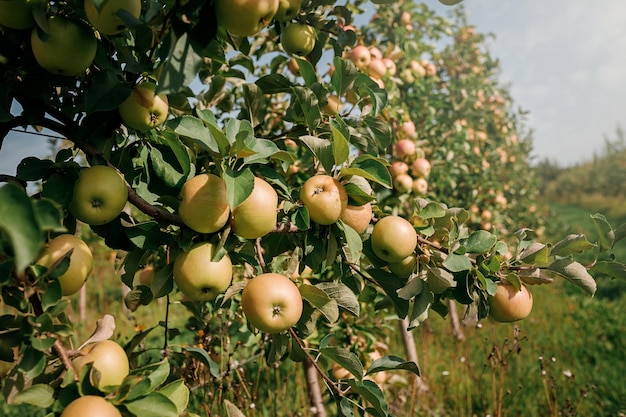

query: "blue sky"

left=2, top=0, right=625, bottom=175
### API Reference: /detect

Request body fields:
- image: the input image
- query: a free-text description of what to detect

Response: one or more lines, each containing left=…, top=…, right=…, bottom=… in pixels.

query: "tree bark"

left=398, top=318, right=429, bottom=393
left=448, top=299, right=466, bottom=341
left=304, top=357, right=327, bottom=417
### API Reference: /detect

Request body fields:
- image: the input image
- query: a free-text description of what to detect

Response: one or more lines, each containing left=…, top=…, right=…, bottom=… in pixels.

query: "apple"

left=179, top=173, right=230, bottom=234
left=30, top=15, right=97, bottom=76
left=370, top=215, right=417, bottom=263
left=340, top=203, right=372, bottom=234
left=389, top=161, right=409, bottom=178
left=393, top=174, right=413, bottom=194
left=368, top=46, right=383, bottom=60
left=348, top=45, right=371, bottom=71
left=408, top=59, right=426, bottom=78
left=280, top=22, right=316, bottom=56
left=231, top=177, right=278, bottom=239
left=423, top=60, right=437, bottom=77
left=241, top=273, right=303, bottom=333
left=72, top=340, right=129, bottom=389
left=412, top=177, right=428, bottom=195
left=274, top=0, right=302, bottom=22
left=0, top=0, right=34, bottom=29
left=133, top=265, right=154, bottom=287
left=368, top=58, right=387, bottom=80
left=70, top=165, right=128, bottom=225
left=118, top=82, right=169, bottom=132
left=400, top=11, right=411, bottom=27
left=394, top=139, right=416, bottom=160
left=287, top=57, right=300, bottom=76
left=411, top=158, right=431, bottom=178
left=61, top=396, right=121, bottom=417
left=382, top=58, right=397, bottom=76
left=84, top=0, right=141, bottom=35
left=388, top=254, right=418, bottom=278
left=489, top=282, right=533, bottom=322
left=300, top=175, right=348, bottom=225
left=36, top=234, right=93, bottom=296
left=322, top=94, right=341, bottom=116
left=173, top=242, right=233, bottom=301
left=398, top=120, right=416, bottom=139
left=215, top=0, right=279, bottom=37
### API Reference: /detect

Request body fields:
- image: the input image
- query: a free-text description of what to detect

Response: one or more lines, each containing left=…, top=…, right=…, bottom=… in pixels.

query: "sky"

left=2, top=0, right=626, bottom=175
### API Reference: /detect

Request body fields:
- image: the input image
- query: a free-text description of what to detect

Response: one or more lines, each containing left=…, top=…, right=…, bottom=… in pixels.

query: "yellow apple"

left=340, top=203, right=372, bottom=234
left=70, top=165, right=128, bottom=225
left=280, top=22, right=316, bottom=56
left=179, top=173, right=230, bottom=234
left=36, top=234, right=93, bottom=296
left=84, top=0, right=142, bottom=35
left=231, top=177, right=278, bottom=239
left=0, top=0, right=34, bottom=29
left=215, top=0, right=279, bottom=37
left=118, top=82, right=169, bottom=132
left=173, top=242, right=233, bottom=301
left=300, top=175, right=348, bottom=225
left=72, top=340, right=129, bottom=389
left=489, top=282, right=533, bottom=322
left=371, top=216, right=417, bottom=263
left=61, top=396, right=121, bottom=417
left=275, top=0, right=302, bottom=22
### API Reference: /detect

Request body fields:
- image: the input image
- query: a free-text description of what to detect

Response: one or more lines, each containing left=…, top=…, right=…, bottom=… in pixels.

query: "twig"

left=255, top=238, right=268, bottom=273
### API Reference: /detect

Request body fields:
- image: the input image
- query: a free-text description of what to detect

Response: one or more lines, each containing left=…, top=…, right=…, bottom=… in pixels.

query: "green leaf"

left=299, top=135, right=334, bottom=174
left=590, top=213, right=614, bottom=251
left=331, top=120, right=350, bottom=167
left=32, top=199, right=65, bottom=233
left=368, top=268, right=409, bottom=318
left=343, top=182, right=375, bottom=205
left=256, top=73, right=295, bottom=93
left=463, top=230, right=497, bottom=254
left=196, top=109, right=230, bottom=153
left=295, top=56, right=318, bottom=87
left=442, top=253, right=472, bottom=273
left=223, top=167, right=255, bottom=210
left=547, top=259, right=597, bottom=296
left=184, top=346, right=220, bottom=378
left=158, top=380, right=189, bottom=415
left=84, top=70, right=131, bottom=112
left=347, top=379, right=388, bottom=416
left=242, top=83, right=266, bottom=128
left=591, top=261, right=626, bottom=279
left=125, top=391, right=179, bottom=417
left=16, top=157, right=54, bottom=181
left=550, top=234, right=597, bottom=257
left=519, top=242, right=551, bottom=266
left=341, top=155, right=391, bottom=188
left=365, top=355, right=420, bottom=377
left=320, top=346, right=363, bottom=380
left=416, top=200, right=447, bottom=219
left=299, top=284, right=340, bottom=323
left=331, top=56, right=359, bottom=96
left=408, top=286, right=433, bottom=329
left=18, top=347, right=46, bottom=379
left=12, top=384, right=55, bottom=408
left=158, top=32, right=204, bottom=95
left=316, top=282, right=360, bottom=317
left=0, top=184, right=43, bottom=273
left=167, top=115, right=217, bottom=153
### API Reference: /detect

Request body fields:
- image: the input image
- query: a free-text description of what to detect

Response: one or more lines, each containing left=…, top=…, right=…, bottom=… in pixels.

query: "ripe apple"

left=408, top=59, right=426, bottom=78
left=30, top=15, right=97, bottom=76
left=61, top=396, right=121, bottom=417
left=388, top=254, right=418, bottom=278
left=36, top=234, right=93, bottom=296
left=287, top=57, right=300, bottom=76
left=340, top=203, right=372, bottom=234
left=370, top=215, right=417, bottom=263
left=72, top=340, right=129, bottom=389
left=84, top=0, right=141, bottom=35
left=368, top=58, right=387, bottom=80
left=397, top=120, right=416, bottom=139
left=394, top=139, right=416, bottom=160
left=322, top=94, right=341, bottom=116
left=179, top=173, right=230, bottom=234
left=382, top=58, right=397, bottom=76
left=274, top=0, right=302, bottom=22
left=489, top=282, right=533, bottom=322
left=133, top=265, right=154, bottom=287
left=231, top=177, right=278, bottom=239
left=400, top=11, right=412, bottom=27
left=411, top=158, right=431, bottom=178
left=348, top=45, right=371, bottom=71
left=173, top=242, right=233, bottom=301
left=215, top=0, right=279, bottom=37
left=241, top=273, right=303, bottom=333
left=393, top=174, right=413, bottom=194
left=368, top=46, right=383, bottom=60
left=70, top=165, right=128, bottom=226
left=389, top=161, right=409, bottom=178
left=412, top=177, right=428, bottom=195
left=300, top=175, right=348, bottom=225
left=280, top=22, right=316, bottom=56
left=118, top=82, right=169, bottom=131
left=0, top=0, right=34, bottom=29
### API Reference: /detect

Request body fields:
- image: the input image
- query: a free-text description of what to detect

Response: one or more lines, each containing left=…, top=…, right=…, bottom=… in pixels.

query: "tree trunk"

left=398, top=318, right=429, bottom=393
left=304, top=357, right=327, bottom=417
left=79, top=284, right=87, bottom=323
left=448, top=299, right=466, bottom=341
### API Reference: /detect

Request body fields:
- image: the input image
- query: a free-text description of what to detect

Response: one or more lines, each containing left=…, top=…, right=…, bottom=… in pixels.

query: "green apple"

left=30, top=15, right=97, bottom=76
left=274, top=0, right=302, bottom=22
left=173, top=242, right=233, bottom=301
left=231, top=177, right=278, bottom=239
left=70, top=165, right=128, bottom=225
left=179, top=173, right=230, bottom=234
left=84, top=0, right=142, bottom=35
left=370, top=215, right=417, bottom=262
left=61, top=396, right=121, bottom=417
left=215, top=0, right=279, bottom=37
left=280, top=22, right=316, bottom=56
left=0, top=0, right=34, bottom=29
left=300, top=175, right=348, bottom=225
left=388, top=254, right=417, bottom=278
left=72, top=340, right=129, bottom=389
left=118, top=82, right=169, bottom=131
left=36, top=234, right=93, bottom=296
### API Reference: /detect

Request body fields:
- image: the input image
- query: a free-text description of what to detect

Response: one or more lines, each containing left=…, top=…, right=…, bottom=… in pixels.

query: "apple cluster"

left=387, top=120, right=433, bottom=197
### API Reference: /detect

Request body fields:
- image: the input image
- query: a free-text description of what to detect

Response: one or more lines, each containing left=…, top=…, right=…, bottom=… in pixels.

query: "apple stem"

left=255, top=238, right=268, bottom=273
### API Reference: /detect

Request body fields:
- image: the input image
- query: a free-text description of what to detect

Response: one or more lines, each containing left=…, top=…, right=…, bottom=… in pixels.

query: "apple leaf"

left=295, top=56, right=318, bottom=87
left=159, top=380, right=189, bottom=415
left=167, top=115, right=217, bottom=153
left=408, top=287, right=433, bottom=329
left=125, top=391, right=179, bottom=417
left=291, top=86, right=322, bottom=132
left=16, top=156, right=54, bottom=181
left=300, top=284, right=339, bottom=324
left=256, top=73, right=294, bottom=94
left=158, top=32, right=203, bottom=96
left=519, top=242, right=551, bottom=266
left=32, top=198, right=65, bottom=233
left=330, top=56, right=359, bottom=96
left=195, top=109, right=230, bottom=153
left=11, top=384, right=54, bottom=408
left=347, top=379, right=388, bottom=417
left=223, top=167, right=254, bottom=210
left=591, top=261, right=626, bottom=279
left=320, top=346, right=363, bottom=380
left=368, top=268, right=409, bottom=318
left=547, top=259, right=597, bottom=296
left=365, top=355, right=420, bottom=377
left=397, top=276, right=424, bottom=300
left=590, top=213, right=614, bottom=251
left=184, top=346, right=220, bottom=378
left=316, top=282, right=360, bottom=317
left=242, top=83, right=266, bottom=128
left=331, top=120, right=350, bottom=167
left=299, top=135, right=334, bottom=174
left=442, top=253, right=472, bottom=273
left=463, top=230, right=497, bottom=254
left=550, top=234, right=596, bottom=257
left=341, top=155, right=391, bottom=189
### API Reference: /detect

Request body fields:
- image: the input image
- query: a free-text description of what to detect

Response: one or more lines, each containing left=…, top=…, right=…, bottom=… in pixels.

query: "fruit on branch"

left=61, top=396, right=121, bottom=417
left=72, top=340, right=129, bottom=389
left=241, top=273, right=303, bottom=333
left=382, top=58, right=397, bottom=76
left=179, top=173, right=230, bottom=234
left=397, top=120, right=417, bottom=139
left=393, top=174, right=413, bottom=194
left=394, top=139, right=416, bottom=160
left=30, top=15, right=97, bottom=76
left=133, top=265, right=154, bottom=287
left=340, top=203, right=372, bottom=234
left=84, top=0, right=141, bottom=35
left=400, top=11, right=412, bottom=29
left=370, top=215, right=417, bottom=262
left=348, top=45, right=372, bottom=71
left=287, top=57, right=300, bottom=76
left=118, top=82, right=169, bottom=132
left=408, top=59, right=426, bottom=78
left=0, top=0, right=34, bottom=29
left=389, top=161, right=409, bottom=178
left=70, top=165, right=129, bottom=226
left=231, top=177, right=278, bottom=239
left=322, top=94, right=341, bottom=116
left=215, top=0, right=279, bottom=37
left=411, top=157, right=431, bottom=178
left=274, top=0, right=302, bottom=22
left=36, top=234, right=93, bottom=296
left=388, top=254, right=418, bottom=278
left=300, top=175, right=348, bottom=225
left=173, top=242, right=233, bottom=301
left=369, top=46, right=383, bottom=60
left=368, top=58, right=388, bottom=80
left=280, top=22, right=316, bottom=56
left=412, top=177, right=429, bottom=195
left=489, top=281, right=533, bottom=322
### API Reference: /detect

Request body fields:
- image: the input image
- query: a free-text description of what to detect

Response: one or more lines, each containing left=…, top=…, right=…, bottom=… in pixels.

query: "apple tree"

left=1, top=0, right=625, bottom=416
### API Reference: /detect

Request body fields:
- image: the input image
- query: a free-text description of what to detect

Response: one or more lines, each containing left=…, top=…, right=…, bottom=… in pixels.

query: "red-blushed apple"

left=422, top=60, right=437, bottom=77
left=61, top=396, right=121, bottom=417
left=340, top=203, right=372, bottom=234
left=36, top=234, right=93, bottom=296
left=30, top=15, right=97, bottom=76
left=287, top=57, right=300, bottom=76
left=72, top=340, right=129, bottom=389
left=274, top=0, right=302, bottom=22
left=118, top=82, right=169, bottom=131
left=382, top=58, right=397, bottom=76
left=179, top=173, right=230, bottom=234
left=84, top=0, right=141, bottom=35
left=241, top=273, right=303, bottom=333
left=215, top=0, right=279, bottom=37
left=300, top=175, right=348, bottom=225
left=394, top=139, right=416, bottom=160
left=231, top=177, right=278, bottom=239
left=397, top=120, right=417, bottom=139
left=348, top=45, right=371, bottom=71
left=411, top=157, right=431, bottom=178
left=70, top=165, right=128, bottom=226
left=388, top=254, right=418, bottom=278
left=489, top=281, right=533, bottom=322
left=412, top=177, right=428, bottom=195
left=393, top=174, right=413, bottom=194
left=368, top=58, right=387, bottom=80
left=369, top=46, right=383, bottom=60
left=389, top=161, right=409, bottom=178
left=280, top=22, right=316, bottom=56
left=400, top=11, right=412, bottom=28
left=0, top=0, right=34, bottom=29
left=173, top=242, right=233, bottom=301
left=408, top=59, right=426, bottom=78
left=370, top=215, right=417, bottom=263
